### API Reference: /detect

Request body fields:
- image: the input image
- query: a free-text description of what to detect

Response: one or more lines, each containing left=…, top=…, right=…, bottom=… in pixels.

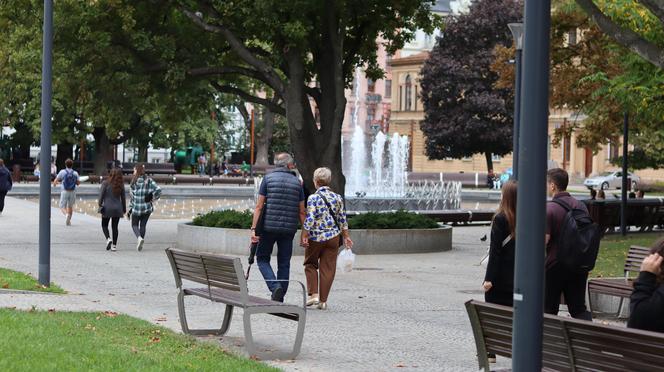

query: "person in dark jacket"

left=250, top=153, right=306, bottom=302
left=98, top=168, right=126, bottom=252
left=483, top=180, right=517, bottom=306
left=628, top=238, right=664, bottom=333
left=0, top=159, right=12, bottom=216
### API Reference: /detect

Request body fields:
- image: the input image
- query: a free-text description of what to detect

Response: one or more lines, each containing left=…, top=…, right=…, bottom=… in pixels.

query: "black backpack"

left=551, top=199, right=601, bottom=272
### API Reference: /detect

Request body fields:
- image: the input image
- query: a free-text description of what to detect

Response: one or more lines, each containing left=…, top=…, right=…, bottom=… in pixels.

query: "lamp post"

left=512, top=0, right=551, bottom=370
left=39, top=0, right=54, bottom=287
left=508, top=23, right=524, bottom=180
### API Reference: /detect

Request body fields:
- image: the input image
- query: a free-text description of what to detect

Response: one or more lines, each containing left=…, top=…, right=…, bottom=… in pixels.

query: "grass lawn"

left=590, top=232, right=664, bottom=278
left=0, top=268, right=64, bottom=293
left=0, top=309, right=277, bottom=371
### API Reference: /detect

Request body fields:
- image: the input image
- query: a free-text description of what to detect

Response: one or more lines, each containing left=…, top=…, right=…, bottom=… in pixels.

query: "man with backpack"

left=53, top=158, right=80, bottom=226
left=545, top=168, right=599, bottom=321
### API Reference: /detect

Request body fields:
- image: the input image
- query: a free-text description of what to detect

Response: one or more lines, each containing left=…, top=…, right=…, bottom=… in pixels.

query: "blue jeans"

left=256, top=231, right=294, bottom=295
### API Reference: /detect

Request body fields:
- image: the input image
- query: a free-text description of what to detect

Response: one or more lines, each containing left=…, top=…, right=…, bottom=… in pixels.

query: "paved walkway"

left=0, top=196, right=505, bottom=371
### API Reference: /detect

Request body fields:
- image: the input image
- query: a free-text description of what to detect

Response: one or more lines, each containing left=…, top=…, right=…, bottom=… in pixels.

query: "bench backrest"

left=465, top=300, right=664, bottom=372
left=166, top=248, right=248, bottom=301
left=465, top=300, right=573, bottom=371
left=624, top=245, right=650, bottom=277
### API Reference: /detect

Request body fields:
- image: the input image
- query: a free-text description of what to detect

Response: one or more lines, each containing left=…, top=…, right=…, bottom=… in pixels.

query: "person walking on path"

left=628, top=238, right=664, bottom=333
left=250, top=153, right=306, bottom=302
left=98, top=168, right=126, bottom=252
left=197, top=153, right=206, bottom=176
left=53, top=158, right=80, bottom=226
left=544, top=168, right=593, bottom=321
left=0, top=159, right=12, bottom=216
left=483, top=180, right=517, bottom=307
left=128, top=164, right=161, bottom=251
left=301, top=167, right=353, bottom=310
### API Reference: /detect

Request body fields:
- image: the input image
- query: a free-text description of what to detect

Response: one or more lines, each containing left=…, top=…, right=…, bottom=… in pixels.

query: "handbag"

left=319, top=192, right=345, bottom=247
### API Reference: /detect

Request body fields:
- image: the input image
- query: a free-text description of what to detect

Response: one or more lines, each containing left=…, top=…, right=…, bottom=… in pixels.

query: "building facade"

left=387, top=53, right=664, bottom=183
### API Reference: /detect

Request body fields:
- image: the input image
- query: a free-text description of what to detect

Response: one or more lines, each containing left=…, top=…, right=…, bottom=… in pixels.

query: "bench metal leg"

left=177, top=290, right=234, bottom=336
left=242, top=306, right=306, bottom=360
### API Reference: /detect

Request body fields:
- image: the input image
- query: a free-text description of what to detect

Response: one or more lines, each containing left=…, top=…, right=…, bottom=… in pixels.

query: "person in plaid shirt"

left=128, top=164, right=161, bottom=251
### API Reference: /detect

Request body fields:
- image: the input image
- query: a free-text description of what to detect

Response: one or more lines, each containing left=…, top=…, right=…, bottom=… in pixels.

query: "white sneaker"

left=110, top=245, right=117, bottom=252
left=136, top=237, right=144, bottom=251
left=106, top=238, right=112, bottom=251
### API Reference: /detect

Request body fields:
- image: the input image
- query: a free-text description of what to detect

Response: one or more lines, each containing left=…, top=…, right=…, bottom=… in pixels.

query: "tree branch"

left=210, top=81, right=286, bottom=116
left=180, top=7, right=286, bottom=94
left=187, top=65, right=274, bottom=87
left=576, top=0, right=664, bottom=69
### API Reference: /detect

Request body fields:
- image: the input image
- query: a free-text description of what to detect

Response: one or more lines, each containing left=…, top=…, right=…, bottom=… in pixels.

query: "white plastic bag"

left=337, top=248, right=356, bottom=273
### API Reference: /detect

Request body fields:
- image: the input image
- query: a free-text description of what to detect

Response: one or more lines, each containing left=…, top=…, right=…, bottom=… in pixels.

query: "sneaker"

left=110, top=245, right=117, bottom=252
left=271, top=287, right=284, bottom=302
left=105, top=238, right=112, bottom=251
left=136, top=237, right=144, bottom=251
left=306, top=295, right=320, bottom=307
left=317, top=302, right=327, bottom=310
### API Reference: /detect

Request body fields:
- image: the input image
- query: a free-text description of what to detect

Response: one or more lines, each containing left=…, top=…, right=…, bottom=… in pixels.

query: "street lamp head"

left=508, top=23, right=524, bottom=51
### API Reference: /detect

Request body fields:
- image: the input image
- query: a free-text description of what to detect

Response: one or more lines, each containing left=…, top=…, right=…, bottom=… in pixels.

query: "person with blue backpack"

left=0, top=159, right=12, bottom=216
left=544, top=168, right=599, bottom=321
left=53, top=158, right=80, bottom=226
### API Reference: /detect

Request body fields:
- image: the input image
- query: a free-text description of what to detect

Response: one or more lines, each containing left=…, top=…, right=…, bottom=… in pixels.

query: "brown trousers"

left=304, top=236, right=339, bottom=302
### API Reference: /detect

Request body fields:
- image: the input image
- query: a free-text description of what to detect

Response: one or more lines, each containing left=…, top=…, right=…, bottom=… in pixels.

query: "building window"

left=568, top=30, right=577, bottom=46
left=563, top=135, right=571, bottom=165
left=367, top=79, right=375, bottom=93
left=385, top=79, right=392, bottom=98
left=405, top=74, right=413, bottom=111
left=492, top=154, right=502, bottom=162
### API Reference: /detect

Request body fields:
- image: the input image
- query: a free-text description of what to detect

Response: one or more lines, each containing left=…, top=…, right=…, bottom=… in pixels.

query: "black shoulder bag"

left=319, top=192, right=345, bottom=247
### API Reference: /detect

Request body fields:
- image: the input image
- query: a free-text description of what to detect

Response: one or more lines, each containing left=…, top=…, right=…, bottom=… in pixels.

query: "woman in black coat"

left=483, top=180, right=517, bottom=307
left=628, top=239, right=664, bottom=333
left=0, top=159, right=13, bottom=215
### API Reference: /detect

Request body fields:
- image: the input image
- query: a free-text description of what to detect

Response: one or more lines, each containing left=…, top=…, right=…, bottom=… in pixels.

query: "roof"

left=388, top=51, right=430, bottom=67
left=432, top=0, right=451, bottom=13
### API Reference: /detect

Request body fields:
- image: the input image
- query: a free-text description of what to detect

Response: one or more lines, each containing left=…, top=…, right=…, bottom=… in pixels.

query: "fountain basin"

left=176, top=223, right=452, bottom=256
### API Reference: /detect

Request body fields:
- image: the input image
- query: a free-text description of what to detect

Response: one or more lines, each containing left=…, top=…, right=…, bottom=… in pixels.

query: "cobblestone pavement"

left=0, top=196, right=510, bottom=371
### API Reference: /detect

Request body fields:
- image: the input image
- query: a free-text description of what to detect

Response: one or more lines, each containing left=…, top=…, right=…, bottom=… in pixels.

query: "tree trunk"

left=255, top=107, right=275, bottom=167
left=485, top=152, right=494, bottom=172
left=56, top=143, right=73, bottom=170
left=92, top=127, right=113, bottom=176
left=137, top=145, right=149, bottom=163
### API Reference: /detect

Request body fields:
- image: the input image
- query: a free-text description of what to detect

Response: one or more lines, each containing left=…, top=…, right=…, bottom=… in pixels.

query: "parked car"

left=584, top=171, right=640, bottom=190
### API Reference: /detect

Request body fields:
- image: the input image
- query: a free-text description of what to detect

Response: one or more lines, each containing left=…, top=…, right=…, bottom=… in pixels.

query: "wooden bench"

left=587, top=245, right=649, bottom=317
left=465, top=300, right=664, bottom=371
left=165, top=248, right=306, bottom=359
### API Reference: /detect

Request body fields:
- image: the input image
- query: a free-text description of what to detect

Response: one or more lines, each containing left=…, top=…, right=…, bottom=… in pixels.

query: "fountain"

left=342, top=69, right=461, bottom=212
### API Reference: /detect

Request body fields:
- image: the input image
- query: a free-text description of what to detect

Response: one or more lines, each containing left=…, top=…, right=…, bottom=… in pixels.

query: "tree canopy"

left=420, top=0, right=522, bottom=171
left=176, top=0, right=440, bottom=193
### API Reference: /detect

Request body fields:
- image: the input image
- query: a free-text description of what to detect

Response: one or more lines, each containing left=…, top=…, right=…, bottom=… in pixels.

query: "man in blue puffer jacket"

left=250, top=153, right=306, bottom=302
left=0, top=159, right=13, bottom=216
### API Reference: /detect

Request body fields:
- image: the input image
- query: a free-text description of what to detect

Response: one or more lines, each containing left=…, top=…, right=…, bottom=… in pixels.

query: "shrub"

left=192, top=209, right=253, bottom=229
left=638, top=181, right=664, bottom=194
left=347, top=210, right=440, bottom=230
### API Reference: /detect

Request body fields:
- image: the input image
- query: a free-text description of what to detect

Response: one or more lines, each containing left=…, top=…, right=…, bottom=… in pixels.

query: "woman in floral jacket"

left=301, top=167, right=353, bottom=310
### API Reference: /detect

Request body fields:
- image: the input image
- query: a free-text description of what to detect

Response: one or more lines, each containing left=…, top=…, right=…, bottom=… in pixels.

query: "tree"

left=176, top=0, right=440, bottom=194
left=420, top=0, right=522, bottom=171
left=575, top=0, right=664, bottom=69
left=492, top=1, right=664, bottom=169
left=0, top=1, right=223, bottom=173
